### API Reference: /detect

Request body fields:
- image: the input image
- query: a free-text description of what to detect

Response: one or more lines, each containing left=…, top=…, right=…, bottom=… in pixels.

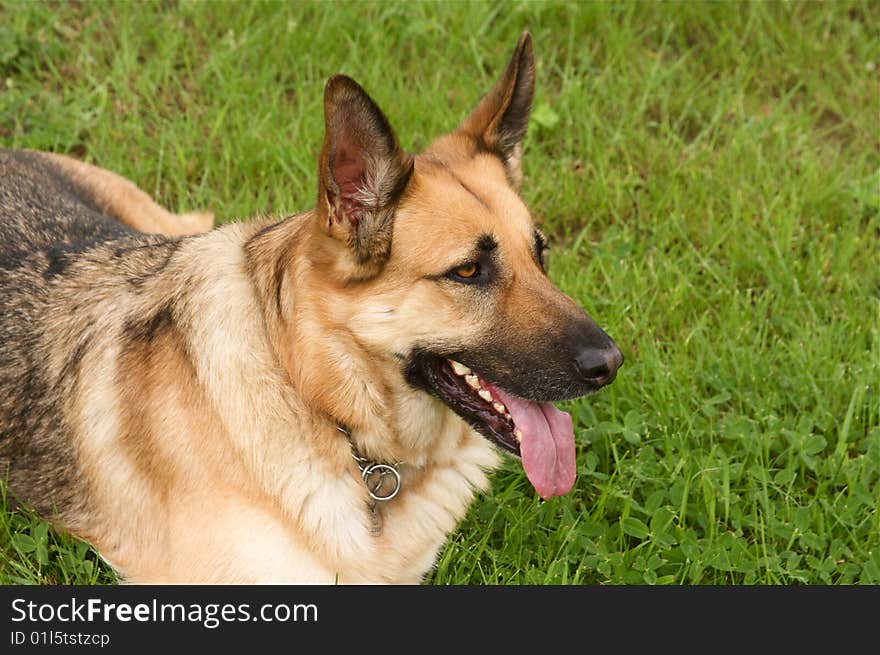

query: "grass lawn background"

left=0, top=0, right=877, bottom=584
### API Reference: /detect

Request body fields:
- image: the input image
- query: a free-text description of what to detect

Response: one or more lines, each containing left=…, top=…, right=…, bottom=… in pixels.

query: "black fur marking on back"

left=122, top=304, right=174, bottom=344
left=121, top=240, right=181, bottom=289
left=250, top=219, right=293, bottom=317
left=43, top=242, right=91, bottom=279
left=245, top=214, right=309, bottom=321
left=272, top=243, right=291, bottom=319
left=58, top=334, right=94, bottom=388
left=0, top=149, right=135, bottom=271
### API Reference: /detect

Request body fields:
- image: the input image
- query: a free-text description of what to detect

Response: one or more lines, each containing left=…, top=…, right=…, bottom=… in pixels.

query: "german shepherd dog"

left=0, top=33, right=622, bottom=583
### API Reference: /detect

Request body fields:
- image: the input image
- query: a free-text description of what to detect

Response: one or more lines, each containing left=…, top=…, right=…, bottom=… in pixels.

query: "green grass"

left=1, top=0, right=878, bottom=585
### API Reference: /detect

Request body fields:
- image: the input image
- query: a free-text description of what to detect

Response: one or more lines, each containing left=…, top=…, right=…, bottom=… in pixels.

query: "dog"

left=0, top=32, right=622, bottom=583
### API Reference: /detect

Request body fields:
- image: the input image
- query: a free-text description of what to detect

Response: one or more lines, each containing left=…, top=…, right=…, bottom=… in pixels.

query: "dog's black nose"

left=575, top=343, right=623, bottom=388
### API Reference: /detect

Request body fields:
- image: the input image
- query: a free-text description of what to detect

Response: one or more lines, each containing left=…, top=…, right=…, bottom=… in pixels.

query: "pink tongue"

left=489, top=386, right=576, bottom=499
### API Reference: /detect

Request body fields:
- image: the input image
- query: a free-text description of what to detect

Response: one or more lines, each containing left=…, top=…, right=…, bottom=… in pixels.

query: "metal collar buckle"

left=352, top=455, right=402, bottom=502
left=337, top=425, right=402, bottom=502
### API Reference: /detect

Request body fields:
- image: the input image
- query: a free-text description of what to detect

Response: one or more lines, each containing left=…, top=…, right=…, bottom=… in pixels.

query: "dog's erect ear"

left=317, top=75, right=413, bottom=272
left=459, top=32, right=535, bottom=187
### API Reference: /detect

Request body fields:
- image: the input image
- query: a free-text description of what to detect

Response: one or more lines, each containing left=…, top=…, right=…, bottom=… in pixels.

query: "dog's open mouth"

left=410, top=355, right=577, bottom=499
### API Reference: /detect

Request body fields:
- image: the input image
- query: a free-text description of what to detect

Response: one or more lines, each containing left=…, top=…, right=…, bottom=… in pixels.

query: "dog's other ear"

left=459, top=31, right=535, bottom=187
left=317, top=75, right=413, bottom=274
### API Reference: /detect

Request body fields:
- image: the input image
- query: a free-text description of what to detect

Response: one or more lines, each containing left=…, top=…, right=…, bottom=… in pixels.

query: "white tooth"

left=449, top=360, right=471, bottom=376
left=514, top=429, right=524, bottom=443
left=478, top=389, right=493, bottom=402
left=465, top=375, right=481, bottom=389
left=493, top=402, right=507, bottom=414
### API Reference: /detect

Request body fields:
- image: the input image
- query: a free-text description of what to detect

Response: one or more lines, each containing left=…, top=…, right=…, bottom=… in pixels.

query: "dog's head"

left=307, top=32, right=622, bottom=498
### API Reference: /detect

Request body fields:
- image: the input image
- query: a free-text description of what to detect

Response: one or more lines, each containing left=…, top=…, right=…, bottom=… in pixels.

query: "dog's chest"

left=353, top=431, right=500, bottom=582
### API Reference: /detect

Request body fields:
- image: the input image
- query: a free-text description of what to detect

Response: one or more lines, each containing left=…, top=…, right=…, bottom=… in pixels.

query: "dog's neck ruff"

left=336, top=425, right=402, bottom=502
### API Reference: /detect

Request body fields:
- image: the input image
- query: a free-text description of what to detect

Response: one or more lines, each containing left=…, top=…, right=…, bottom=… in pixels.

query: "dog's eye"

left=445, top=261, right=487, bottom=284
left=454, top=263, right=479, bottom=278
left=441, top=248, right=495, bottom=285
